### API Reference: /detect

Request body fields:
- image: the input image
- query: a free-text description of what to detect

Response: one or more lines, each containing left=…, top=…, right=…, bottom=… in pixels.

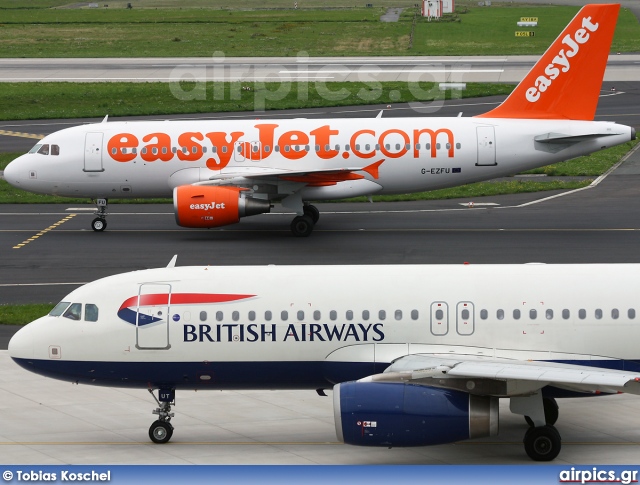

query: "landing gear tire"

left=149, top=420, right=173, bottom=444
left=91, top=217, right=107, bottom=232
left=525, top=397, right=559, bottom=427
left=291, top=215, right=314, bottom=237
left=523, top=425, right=561, bottom=461
left=303, top=205, right=320, bottom=224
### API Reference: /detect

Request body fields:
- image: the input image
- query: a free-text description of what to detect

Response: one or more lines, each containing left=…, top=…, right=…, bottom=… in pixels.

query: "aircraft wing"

left=364, top=354, right=640, bottom=397
left=195, top=160, right=384, bottom=187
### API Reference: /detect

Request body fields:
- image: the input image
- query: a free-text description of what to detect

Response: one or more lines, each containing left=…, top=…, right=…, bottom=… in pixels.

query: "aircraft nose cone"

left=3, top=157, right=26, bottom=187
left=8, top=324, right=34, bottom=361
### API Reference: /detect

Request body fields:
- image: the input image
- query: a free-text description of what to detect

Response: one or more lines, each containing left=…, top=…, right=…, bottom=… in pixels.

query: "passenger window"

left=248, top=311, right=256, bottom=322
left=395, top=310, right=402, bottom=320
left=546, top=309, right=553, bottom=320
left=85, top=304, right=99, bottom=322
left=480, top=309, right=488, bottom=320
left=595, top=309, right=603, bottom=319
left=461, top=309, right=470, bottom=319
left=265, top=311, right=272, bottom=321
left=330, top=310, right=337, bottom=321
left=435, top=309, right=443, bottom=320
left=313, top=310, right=321, bottom=321
left=297, top=310, right=304, bottom=321
left=216, top=311, right=223, bottom=322
left=49, top=301, right=71, bottom=317
left=379, top=310, right=386, bottom=320
left=579, top=309, right=586, bottom=319
left=265, top=146, right=270, bottom=153
left=362, top=310, right=370, bottom=320
left=37, top=144, right=50, bottom=155
left=456, top=143, right=461, bottom=149
left=497, top=309, right=504, bottom=320
left=629, top=309, right=636, bottom=319
left=562, top=309, right=570, bottom=319
left=63, top=303, right=82, bottom=321
left=281, top=311, right=288, bottom=321
left=529, top=309, right=537, bottom=320
left=513, top=309, right=521, bottom=320
left=232, top=311, right=239, bottom=322
left=612, top=308, right=619, bottom=320
left=411, top=309, right=419, bottom=320
left=199, top=311, right=207, bottom=322
left=51, top=145, right=60, bottom=156
left=346, top=310, right=353, bottom=321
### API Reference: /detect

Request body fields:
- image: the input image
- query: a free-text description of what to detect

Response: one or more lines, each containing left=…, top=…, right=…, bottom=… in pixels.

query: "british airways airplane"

left=2, top=4, right=634, bottom=236
left=8, top=259, right=640, bottom=461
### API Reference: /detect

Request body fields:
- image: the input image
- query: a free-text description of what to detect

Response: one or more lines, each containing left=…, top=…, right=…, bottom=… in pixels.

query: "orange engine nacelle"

left=173, top=185, right=271, bottom=228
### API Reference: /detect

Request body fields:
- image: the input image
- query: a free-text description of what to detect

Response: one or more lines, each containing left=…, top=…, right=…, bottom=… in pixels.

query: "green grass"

left=0, top=304, right=53, bottom=325
left=0, top=81, right=514, bottom=121
left=0, top=4, right=637, bottom=57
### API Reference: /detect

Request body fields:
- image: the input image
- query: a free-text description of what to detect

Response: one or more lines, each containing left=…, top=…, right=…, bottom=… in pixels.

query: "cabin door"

left=476, top=126, right=496, bottom=166
left=135, top=283, right=172, bottom=350
left=84, top=132, right=104, bottom=172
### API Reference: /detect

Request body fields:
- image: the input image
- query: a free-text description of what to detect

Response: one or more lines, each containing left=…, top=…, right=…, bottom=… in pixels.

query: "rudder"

left=477, top=4, right=620, bottom=121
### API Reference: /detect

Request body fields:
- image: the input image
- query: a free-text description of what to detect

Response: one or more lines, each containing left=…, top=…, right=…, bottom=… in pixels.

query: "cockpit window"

left=63, top=303, right=82, bottom=321
left=49, top=301, right=70, bottom=317
left=85, top=304, right=99, bottom=322
left=37, top=144, right=50, bottom=155
left=29, top=144, right=42, bottom=154
left=51, top=145, right=60, bottom=156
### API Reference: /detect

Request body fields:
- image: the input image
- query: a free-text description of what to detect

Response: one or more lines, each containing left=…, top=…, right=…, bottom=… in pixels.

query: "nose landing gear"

left=91, top=198, right=108, bottom=232
left=148, top=388, right=175, bottom=444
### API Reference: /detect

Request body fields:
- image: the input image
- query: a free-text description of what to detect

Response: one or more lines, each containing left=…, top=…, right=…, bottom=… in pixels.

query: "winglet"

left=477, top=4, right=620, bottom=120
left=166, top=255, right=178, bottom=268
left=362, top=160, right=384, bottom=179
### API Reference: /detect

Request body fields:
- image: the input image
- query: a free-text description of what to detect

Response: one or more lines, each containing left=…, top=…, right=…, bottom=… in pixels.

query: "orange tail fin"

left=477, top=4, right=620, bottom=121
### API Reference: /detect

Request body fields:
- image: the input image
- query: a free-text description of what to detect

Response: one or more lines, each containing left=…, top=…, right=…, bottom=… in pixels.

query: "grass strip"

left=0, top=304, right=53, bottom=325
left=0, top=5, right=638, bottom=57
left=0, top=81, right=512, bottom=121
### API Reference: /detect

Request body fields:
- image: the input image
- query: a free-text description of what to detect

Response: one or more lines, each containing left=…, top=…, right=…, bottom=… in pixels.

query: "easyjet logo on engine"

left=106, top=123, right=456, bottom=171
left=190, top=203, right=226, bottom=210
left=525, top=16, right=599, bottom=103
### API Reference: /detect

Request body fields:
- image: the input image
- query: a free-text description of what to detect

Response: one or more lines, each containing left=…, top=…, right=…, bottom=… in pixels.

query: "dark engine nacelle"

left=334, top=381, right=498, bottom=447
left=174, top=185, right=271, bottom=228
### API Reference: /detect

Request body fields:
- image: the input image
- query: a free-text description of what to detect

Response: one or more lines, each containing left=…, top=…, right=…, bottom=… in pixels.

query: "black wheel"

left=524, top=425, right=561, bottom=461
left=291, top=215, right=314, bottom=237
left=91, top=217, right=107, bottom=232
left=149, top=420, right=173, bottom=444
left=524, top=397, right=559, bottom=427
left=303, top=205, right=320, bottom=224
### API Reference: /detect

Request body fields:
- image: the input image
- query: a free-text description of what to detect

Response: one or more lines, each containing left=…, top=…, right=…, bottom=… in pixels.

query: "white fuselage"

left=9, top=263, right=640, bottom=390
left=4, top=117, right=633, bottom=200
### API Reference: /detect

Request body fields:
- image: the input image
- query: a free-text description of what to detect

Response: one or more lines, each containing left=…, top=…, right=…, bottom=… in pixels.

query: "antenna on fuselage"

left=101, top=115, right=109, bottom=123
left=376, top=110, right=383, bottom=119
left=167, top=255, right=178, bottom=268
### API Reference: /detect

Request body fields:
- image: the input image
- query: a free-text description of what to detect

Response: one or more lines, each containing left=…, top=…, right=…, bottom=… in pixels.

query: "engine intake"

left=173, top=185, right=271, bottom=228
left=334, top=381, right=498, bottom=447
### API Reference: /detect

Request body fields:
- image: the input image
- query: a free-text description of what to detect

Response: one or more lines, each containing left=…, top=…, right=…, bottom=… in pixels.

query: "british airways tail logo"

left=117, top=293, right=255, bottom=325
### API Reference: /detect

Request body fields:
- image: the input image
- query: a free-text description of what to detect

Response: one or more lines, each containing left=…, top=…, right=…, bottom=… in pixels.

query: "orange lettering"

left=204, top=131, right=243, bottom=170
left=107, top=133, right=138, bottom=163
left=350, top=129, right=376, bottom=159
left=413, top=128, right=454, bottom=158
left=379, top=129, right=409, bottom=158
left=177, top=132, right=204, bottom=162
left=278, top=130, right=310, bottom=160
left=310, top=125, right=339, bottom=160
left=142, top=133, right=173, bottom=162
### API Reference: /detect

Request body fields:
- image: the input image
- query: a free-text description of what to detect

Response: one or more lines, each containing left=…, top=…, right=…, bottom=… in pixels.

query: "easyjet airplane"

left=3, top=4, right=634, bottom=236
left=8, top=259, right=640, bottom=461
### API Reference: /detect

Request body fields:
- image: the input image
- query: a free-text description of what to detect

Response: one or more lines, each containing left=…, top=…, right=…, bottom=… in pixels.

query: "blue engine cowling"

left=334, top=381, right=498, bottom=447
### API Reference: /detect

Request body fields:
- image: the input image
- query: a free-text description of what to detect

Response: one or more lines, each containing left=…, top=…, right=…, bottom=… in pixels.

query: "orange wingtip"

left=362, top=159, right=384, bottom=179
left=477, top=4, right=620, bottom=121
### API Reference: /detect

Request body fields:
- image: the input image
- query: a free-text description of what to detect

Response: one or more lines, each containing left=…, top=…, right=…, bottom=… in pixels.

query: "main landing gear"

left=291, top=204, right=320, bottom=237
left=511, top=394, right=561, bottom=461
left=148, top=388, right=175, bottom=444
left=91, top=198, right=108, bottom=232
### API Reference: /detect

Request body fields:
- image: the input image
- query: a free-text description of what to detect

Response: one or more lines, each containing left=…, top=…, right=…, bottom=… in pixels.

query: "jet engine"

left=173, top=185, right=271, bottom=228
left=334, top=381, right=498, bottom=447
